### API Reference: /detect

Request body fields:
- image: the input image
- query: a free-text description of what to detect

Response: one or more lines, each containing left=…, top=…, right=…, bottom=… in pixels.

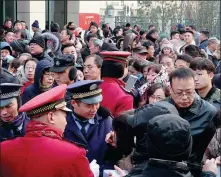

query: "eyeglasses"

left=171, top=88, right=195, bottom=98
left=150, top=95, right=164, bottom=101
left=25, top=66, right=36, bottom=71
left=44, top=72, right=55, bottom=77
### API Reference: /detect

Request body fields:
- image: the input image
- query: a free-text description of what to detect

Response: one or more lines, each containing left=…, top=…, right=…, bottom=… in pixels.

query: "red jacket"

left=100, top=77, right=133, bottom=117
left=0, top=121, right=94, bottom=177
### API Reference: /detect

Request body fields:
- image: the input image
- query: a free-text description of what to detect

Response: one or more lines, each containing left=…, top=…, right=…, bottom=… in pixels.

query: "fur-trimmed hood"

left=42, top=32, right=60, bottom=53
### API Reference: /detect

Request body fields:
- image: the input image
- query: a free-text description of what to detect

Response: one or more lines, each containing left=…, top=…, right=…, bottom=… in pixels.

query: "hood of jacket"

left=34, top=59, right=53, bottom=90
left=42, top=32, right=60, bottom=53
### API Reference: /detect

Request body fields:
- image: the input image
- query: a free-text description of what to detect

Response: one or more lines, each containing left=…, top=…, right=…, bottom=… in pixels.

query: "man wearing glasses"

left=165, top=67, right=219, bottom=176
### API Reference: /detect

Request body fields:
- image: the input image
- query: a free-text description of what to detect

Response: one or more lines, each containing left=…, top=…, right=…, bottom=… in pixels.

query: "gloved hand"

left=90, top=159, right=100, bottom=177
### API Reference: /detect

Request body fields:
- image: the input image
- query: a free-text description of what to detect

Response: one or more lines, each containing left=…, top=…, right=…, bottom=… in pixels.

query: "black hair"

left=61, top=43, right=75, bottom=52
left=184, top=45, right=205, bottom=58
left=50, top=23, right=60, bottom=32
left=146, top=83, right=170, bottom=104
left=139, top=30, right=147, bottom=36
left=4, top=17, right=12, bottom=24
left=20, top=20, right=26, bottom=23
left=189, top=58, right=215, bottom=73
left=184, top=30, right=194, bottom=36
left=85, top=54, right=103, bottom=68
left=113, top=110, right=135, bottom=156
left=86, top=33, right=98, bottom=42
left=159, top=54, right=175, bottom=64
left=147, top=64, right=162, bottom=74
left=148, top=24, right=155, bottom=30
left=126, top=23, right=131, bottom=27
left=200, top=30, right=210, bottom=39
left=113, top=28, right=122, bottom=36
left=103, top=28, right=110, bottom=38
left=175, top=54, right=193, bottom=64
left=13, top=20, right=21, bottom=27
left=189, top=25, right=196, bottom=31
left=178, top=28, right=185, bottom=34
left=142, top=40, right=154, bottom=50
left=128, top=59, right=143, bottom=72
left=169, top=67, right=195, bottom=85
left=170, top=30, right=179, bottom=39
left=101, top=60, right=125, bottom=78
left=102, top=24, right=107, bottom=30
left=14, top=29, right=27, bottom=40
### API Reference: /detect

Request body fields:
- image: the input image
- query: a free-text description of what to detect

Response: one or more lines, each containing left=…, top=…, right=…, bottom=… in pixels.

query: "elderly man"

left=0, top=84, right=94, bottom=177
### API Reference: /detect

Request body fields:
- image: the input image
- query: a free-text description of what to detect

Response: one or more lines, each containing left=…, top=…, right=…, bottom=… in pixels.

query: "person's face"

left=175, top=59, right=189, bottom=69
left=48, top=110, right=67, bottom=133
left=54, top=67, right=71, bottom=85
left=72, top=101, right=100, bottom=119
left=21, top=22, right=26, bottom=30
left=199, top=33, right=206, bottom=42
left=1, top=49, right=10, bottom=60
left=143, top=66, right=149, bottom=78
left=15, top=31, right=21, bottom=40
left=77, top=70, right=84, bottom=81
left=0, top=98, right=18, bottom=123
left=170, top=78, right=195, bottom=108
left=148, top=88, right=166, bottom=104
left=5, top=32, right=15, bottom=43
left=24, top=60, right=37, bottom=80
left=147, top=69, right=158, bottom=82
left=179, top=34, right=185, bottom=40
left=60, top=30, right=69, bottom=42
left=147, top=46, right=155, bottom=58
left=141, top=33, right=147, bottom=40
left=83, top=57, right=101, bottom=80
left=162, top=47, right=171, bottom=55
left=89, top=43, right=99, bottom=54
left=160, top=56, right=175, bottom=74
left=14, top=23, right=22, bottom=30
left=90, top=25, right=98, bottom=34
left=184, top=32, right=194, bottom=44
left=128, top=66, right=139, bottom=76
left=172, top=33, right=180, bottom=40
left=42, top=71, right=54, bottom=88
left=117, top=29, right=123, bottom=36
left=30, top=43, right=43, bottom=55
left=151, top=32, right=159, bottom=40
left=62, top=46, right=77, bottom=62
left=132, top=39, right=137, bottom=49
left=5, top=21, right=12, bottom=28
left=193, top=70, right=213, bottom=90
left=133, top=53, right=147, bottom=61
left=209, top=41, right=219, bottom=51
left=88, top=37, right=97, bottom=47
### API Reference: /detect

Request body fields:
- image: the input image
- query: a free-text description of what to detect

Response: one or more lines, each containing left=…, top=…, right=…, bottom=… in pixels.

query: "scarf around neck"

left=25, top=120, right=63, bottom=140
left=2, top=112, right=27, bottom=129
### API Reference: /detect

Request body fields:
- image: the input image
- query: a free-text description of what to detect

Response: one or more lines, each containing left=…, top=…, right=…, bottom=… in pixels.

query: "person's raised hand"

left=105, top=131, right=117, bottom=147
left=202, top=158, right=217, bottom=176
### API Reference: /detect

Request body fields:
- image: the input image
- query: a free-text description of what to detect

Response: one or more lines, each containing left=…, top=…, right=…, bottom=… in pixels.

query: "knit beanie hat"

left=160, top=43, right=174, bottom=52
left=10, top=40, right=26, bottom=53
left=30, top=35, right=45, bottom=49
left=89, top=21, right=99, bottom=29
left=32, top=20, right=39, bottom=28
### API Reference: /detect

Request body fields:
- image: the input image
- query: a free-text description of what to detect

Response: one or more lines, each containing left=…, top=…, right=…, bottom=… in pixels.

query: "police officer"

left=0, top=83, right=29, bottom=142
left=64, top=80, right=113, bottom=170
left=50, top=54, right=78, bottom=107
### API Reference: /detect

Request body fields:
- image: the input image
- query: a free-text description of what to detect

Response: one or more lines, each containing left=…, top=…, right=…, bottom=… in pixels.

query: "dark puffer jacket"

left=22, top=60, right=54, bottom=104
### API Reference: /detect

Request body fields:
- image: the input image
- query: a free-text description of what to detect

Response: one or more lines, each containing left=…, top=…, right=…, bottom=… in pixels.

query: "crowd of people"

left=0, top=17, right=221, bottom=177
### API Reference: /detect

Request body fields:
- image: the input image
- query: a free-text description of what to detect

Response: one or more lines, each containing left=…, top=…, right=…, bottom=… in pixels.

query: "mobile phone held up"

left=125, top=75, right=138, bottom=92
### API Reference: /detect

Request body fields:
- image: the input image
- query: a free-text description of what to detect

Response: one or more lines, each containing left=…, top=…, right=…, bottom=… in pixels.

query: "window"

left=45, top=0, right=67, bottom=30
left=0, top=0, right=17, bottom=26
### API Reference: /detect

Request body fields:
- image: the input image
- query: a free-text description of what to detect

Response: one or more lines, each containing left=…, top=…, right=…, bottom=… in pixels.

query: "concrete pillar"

left=67, top=1, right=80, bottom=27
left=17, top=1, right=46, bottom=34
